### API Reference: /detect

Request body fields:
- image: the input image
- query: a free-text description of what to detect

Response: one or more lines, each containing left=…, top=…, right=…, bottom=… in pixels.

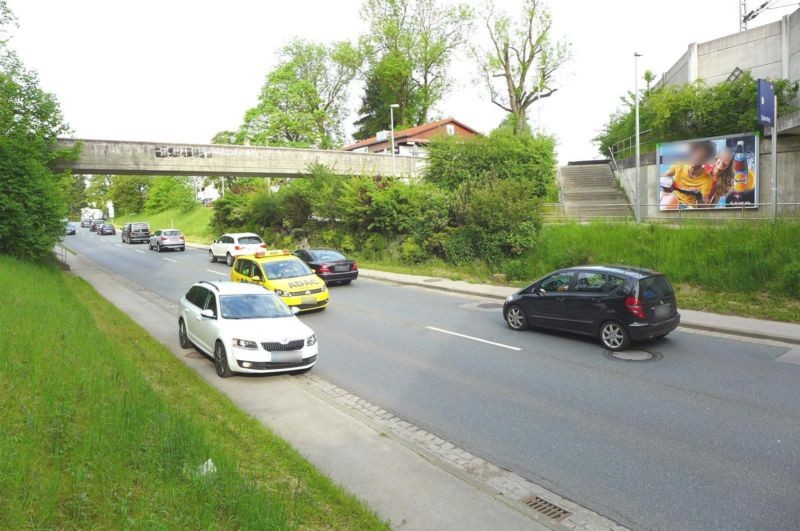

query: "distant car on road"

left=65, top=223, right=76, bottom=235
left=503, top=265, right=680, bottom=351
left=121, top=222, right=151, bottom=244
left=178, top=280, right=318, bottom=377
left=90, top=219, right=105, bottom=232
left=231, top=251, right=329, bottom=312
left=80, top=218, right=92, bottom=228
left=149, top=229, right=185, bottom=252
left=99, top=223, right=116, bottom=236
left=293, top=248, right=358, bottom=285
left=208, top=232, right=266, bottom=266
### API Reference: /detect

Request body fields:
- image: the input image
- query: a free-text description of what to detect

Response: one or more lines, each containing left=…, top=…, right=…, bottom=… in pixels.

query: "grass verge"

left=0, top=255, right=385, bottom=529
left=114, top=207, right=214, bottom=244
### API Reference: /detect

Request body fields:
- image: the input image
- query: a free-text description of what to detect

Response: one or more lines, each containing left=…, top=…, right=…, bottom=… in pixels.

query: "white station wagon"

left=178, top=281, right=318, bottom=377
left=208, top=232, right=265, bottom=266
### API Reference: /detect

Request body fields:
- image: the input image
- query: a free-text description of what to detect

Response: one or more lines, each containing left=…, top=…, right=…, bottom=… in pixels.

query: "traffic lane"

left=301, top=283, right=800, bottom=530
left=309, top=278, right=800, bottom=417
left=68, top=232, right=800, bottom=529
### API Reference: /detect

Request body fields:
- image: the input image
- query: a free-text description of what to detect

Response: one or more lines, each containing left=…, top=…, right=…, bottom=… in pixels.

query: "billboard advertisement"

left=657, top=132, right=759, bottom=210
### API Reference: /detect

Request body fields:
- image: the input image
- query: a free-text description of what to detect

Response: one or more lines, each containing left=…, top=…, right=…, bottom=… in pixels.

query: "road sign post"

left=757, top=79, right=777, bottom=220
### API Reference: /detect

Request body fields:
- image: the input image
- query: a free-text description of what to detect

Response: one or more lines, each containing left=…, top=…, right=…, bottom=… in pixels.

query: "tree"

left=238, top=39, right=360, bottom=148
left=477, top=0, right=568, bottom=134
left=353, top=0, right=472, bottom=139
left=65, top=175, right=87, bottom=219
left=0, top=10, right=77, bottom=260
left=108, top=175, right=152, bottom=215
left=144, top=177, right=196, bottom=213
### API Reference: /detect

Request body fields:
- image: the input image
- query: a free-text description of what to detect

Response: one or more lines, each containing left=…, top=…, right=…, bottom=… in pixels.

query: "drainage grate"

left=520, top=496, right=571, bottom=522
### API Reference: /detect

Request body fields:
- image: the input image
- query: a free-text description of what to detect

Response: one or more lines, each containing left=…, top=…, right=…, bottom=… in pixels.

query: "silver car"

left=148, top=229, right=186, bottom=252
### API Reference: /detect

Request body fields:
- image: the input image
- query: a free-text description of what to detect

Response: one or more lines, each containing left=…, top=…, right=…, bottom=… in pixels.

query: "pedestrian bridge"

left=54, top=138, right=424, bottom=178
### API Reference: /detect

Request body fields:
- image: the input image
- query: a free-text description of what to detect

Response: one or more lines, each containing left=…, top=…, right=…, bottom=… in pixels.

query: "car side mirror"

left=535, top=288, right=546, bottom=295
left=200, top=309, right=215, bottom=319
left=291, top=307, right=300, bottom=315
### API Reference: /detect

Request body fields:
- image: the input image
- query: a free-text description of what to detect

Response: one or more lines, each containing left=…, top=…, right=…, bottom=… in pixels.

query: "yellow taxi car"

left=230, top=250, right=329, bottom=312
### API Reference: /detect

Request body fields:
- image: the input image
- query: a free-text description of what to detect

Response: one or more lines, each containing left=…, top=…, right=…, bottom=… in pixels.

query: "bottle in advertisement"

left=733, top=141, right=748, bottom=193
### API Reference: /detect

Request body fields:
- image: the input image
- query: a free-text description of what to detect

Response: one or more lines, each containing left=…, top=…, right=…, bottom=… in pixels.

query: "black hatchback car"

left=293, top=248, right=358, bottom=285
left=503, top=266, right=679, bottom=351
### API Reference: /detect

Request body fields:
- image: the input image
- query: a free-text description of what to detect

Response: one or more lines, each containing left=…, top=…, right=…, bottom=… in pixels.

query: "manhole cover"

left=604, top=350, right=662, bottom=362
left=423, top=278, right=442, bottom=283
left=477, top=302, right=503, bottom=309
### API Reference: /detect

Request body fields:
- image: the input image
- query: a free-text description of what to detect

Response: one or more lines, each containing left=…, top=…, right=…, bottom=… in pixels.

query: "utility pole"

left=390, top=104, right=399, bottom=176
left=634, top=52, right=642, bottom=224
left=740, top=0, right=748, bottom=31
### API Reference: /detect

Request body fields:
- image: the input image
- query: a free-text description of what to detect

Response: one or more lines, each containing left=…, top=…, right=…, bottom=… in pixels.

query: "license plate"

left=334, top=265, right=349, bottom=272
left=301, top=296, right=317, bottom=305
left=654, top=304, right=671, bottom=319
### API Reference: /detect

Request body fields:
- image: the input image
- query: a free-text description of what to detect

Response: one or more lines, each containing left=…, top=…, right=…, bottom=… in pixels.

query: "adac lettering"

left=287, top=278, right=317, bottom=289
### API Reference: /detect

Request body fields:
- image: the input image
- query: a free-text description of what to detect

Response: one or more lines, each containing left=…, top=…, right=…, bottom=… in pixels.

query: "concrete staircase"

left=556, top=163, right=632, bottom=220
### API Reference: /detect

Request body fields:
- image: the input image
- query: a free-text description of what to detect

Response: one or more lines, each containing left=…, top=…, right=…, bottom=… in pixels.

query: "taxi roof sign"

left=253, top=249, right=291, bottom=258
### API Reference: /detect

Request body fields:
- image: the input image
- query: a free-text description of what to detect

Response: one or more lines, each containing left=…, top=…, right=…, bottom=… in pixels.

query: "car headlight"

left=321, top=284, right=327, bottom=292
left=232, top=338, right=258, bottom=349
left=505, top=296, right=513, bottom=302
left=274, top=289, right=285, bottom=296
left=306, top=334, right=317, bottom=347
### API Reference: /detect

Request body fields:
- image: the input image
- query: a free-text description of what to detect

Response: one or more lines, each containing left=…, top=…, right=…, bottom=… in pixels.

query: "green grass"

left=114, top=207, right=215, bottom=243
left=0, top=255, right=386, bottom=529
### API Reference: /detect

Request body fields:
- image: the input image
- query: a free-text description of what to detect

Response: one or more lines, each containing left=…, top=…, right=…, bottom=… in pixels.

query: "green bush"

left=145, top=177, right=196, bottom=213
left=443, top=227, right=478, bottom=264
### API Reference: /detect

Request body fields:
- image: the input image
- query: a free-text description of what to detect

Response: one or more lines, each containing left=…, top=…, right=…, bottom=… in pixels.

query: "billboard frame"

left=656, top=131, right=760, bottom=211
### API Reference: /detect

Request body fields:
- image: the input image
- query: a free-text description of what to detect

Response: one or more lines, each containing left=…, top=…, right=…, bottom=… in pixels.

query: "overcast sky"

left=6, top=0, right=796, bottom=163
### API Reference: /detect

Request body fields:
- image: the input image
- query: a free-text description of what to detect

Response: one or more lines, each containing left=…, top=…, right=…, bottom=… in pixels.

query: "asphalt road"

left=65, top=229, right=800, bottom=531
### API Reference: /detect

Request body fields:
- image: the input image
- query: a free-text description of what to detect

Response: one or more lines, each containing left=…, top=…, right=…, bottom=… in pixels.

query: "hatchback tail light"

left=179, top=235, right=185, bottom=240
left=260, top=243, right=267, bottom=248
left=625, top=296, right=646, bottom=319
left=160, top=236, right=167, bottom=241
left=234, top=245, right=243, bottom=250
left=318, top=264, right=331, bottom=273
left=352, top=261, right=358, bottom=271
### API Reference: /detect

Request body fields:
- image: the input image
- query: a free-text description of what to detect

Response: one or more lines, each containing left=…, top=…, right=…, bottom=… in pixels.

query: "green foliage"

left=425, top=129, right=556, bottom=194
left=597, top=72, right=799, bottom=156
left=354, top=0, right=472, bottom=138
left=108, top=175, right=152, bottom=216
left=236, top=39, right=360, bottom=148
left=782, top=262, right=800, bottom=298
left=144, top=177, right=195, bottom=213
left=0, top=46, right=75, bottom=260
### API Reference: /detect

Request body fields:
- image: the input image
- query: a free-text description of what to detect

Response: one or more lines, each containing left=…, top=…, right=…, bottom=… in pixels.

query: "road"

left=65, top=229, right=800, bottom=531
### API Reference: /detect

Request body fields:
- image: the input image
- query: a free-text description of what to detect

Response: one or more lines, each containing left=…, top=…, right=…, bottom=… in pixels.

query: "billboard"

left=657, top=132, right=759, bottom=210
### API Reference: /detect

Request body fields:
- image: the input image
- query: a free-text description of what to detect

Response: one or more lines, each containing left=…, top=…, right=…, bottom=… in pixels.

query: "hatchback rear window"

left=637, top=275, right=674, bottom=300
left=238, top=236, right=263, bottom=244
left=164, top=230, right=181, bottom=236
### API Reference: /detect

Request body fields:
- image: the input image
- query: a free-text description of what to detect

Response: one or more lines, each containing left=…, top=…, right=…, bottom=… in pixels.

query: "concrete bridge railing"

left=54, top=138, right=426, bottom=178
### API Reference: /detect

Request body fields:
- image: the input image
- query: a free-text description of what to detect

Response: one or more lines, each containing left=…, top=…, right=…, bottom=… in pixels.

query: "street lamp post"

left=634, top=52, right=643, bottom=224
left=390, top=103, right=399, bottom=176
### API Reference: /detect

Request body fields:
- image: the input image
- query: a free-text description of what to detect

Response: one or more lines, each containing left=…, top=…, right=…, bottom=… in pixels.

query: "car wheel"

left=600, top=321, right=630, bottom=351
left=178, top=319, right=192, bottom=349
left=214, top=341, right=233, bottom=378
left=208, top=250, right=216, bottom=263
left=156, top=242, right=162, bottom=253
left=505, top=305, right=528, bottom=331
left=226, top=253, right=233, bottom=267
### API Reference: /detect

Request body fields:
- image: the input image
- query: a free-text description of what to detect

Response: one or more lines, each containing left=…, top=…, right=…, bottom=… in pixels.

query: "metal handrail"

left=610, top=129, right=652, bottom=160
left=607, top=148, right=635, bottom=209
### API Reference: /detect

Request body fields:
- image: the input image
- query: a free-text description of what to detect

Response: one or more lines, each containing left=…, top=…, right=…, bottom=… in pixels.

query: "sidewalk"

left=186, top=241, right=800, bottom=345
left=359, top=268, right=800, bottom=346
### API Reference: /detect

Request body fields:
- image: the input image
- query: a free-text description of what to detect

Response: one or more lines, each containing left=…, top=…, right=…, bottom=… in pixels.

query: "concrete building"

left=342, top=118, right=479, bottom=157
left=659, top=8, right=798, bottom=98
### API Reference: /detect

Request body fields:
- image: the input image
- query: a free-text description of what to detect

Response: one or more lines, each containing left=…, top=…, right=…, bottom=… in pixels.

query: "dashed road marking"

left=206, top=269, right=226, bottom=276
left=163, top=257, right=178, bottom=263
left=135, top=250, right=145, bottom=254
left=426, top=326, right=521, bottom=351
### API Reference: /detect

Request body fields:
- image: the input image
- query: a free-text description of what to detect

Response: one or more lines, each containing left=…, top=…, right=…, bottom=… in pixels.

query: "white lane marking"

left=206, top=269, right=226, bottom=276
left=425, top=326, right=521, bottom=351
left=115, top=244, right=123, bottom=247
left=135, top=250, right=145, bottom=254
left=163, top=257, right=178, bottom=263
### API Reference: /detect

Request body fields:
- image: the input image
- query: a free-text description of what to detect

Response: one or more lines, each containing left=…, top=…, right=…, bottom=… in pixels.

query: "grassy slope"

left=0, top=256, right=385, bottom=530
left=114, top=207, right=215, bottom=244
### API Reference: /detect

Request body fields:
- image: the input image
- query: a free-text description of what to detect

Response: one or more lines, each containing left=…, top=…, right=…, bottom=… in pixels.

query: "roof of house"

left=342, top=117, right=480, bottom=151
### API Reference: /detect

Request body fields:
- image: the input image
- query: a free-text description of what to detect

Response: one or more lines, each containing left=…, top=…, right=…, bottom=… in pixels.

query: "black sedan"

left=90, top=219, right=105, bottom=232
left=99, top=223, right=117, bottom=236
left=503, top=265, right=680, bottom=351
left=293, top=248, right=358, bottom=285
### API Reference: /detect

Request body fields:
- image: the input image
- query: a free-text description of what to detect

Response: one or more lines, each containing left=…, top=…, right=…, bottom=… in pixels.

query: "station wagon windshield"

left=219, top=294, right=293, bottom=319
